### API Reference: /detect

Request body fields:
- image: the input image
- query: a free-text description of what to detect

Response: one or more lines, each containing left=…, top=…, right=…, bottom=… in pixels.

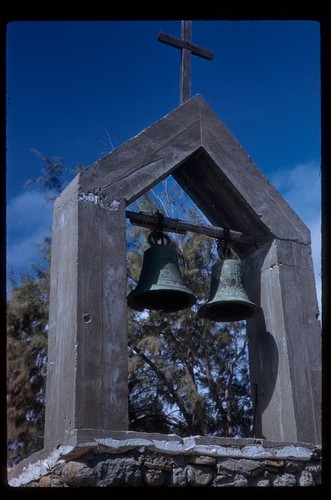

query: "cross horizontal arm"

left=126, top=210, right=254, bottom=245
left=157, top=32, right=214, bottom=61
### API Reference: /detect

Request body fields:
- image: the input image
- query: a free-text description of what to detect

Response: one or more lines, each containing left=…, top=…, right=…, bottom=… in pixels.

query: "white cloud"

left=270, top=161, right=322, bottom=312
left=6, top=191, right=53, bottom=281
left=270, top=161, right=321, bottom=222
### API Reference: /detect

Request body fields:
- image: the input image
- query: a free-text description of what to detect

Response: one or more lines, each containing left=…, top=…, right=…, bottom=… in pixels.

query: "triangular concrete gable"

left=42, top=93, right=321, bottom=451
left=80, top=94, right=310, bottom=256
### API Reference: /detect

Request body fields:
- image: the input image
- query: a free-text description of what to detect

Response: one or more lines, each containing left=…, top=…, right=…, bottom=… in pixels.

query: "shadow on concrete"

left=248, top=310, right=279, bottom=439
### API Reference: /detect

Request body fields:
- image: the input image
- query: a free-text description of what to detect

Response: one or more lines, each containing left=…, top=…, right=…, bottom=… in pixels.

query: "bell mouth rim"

left=127, top=288, right=197, bottom=312
left=197, top=299, right=260, bottom=322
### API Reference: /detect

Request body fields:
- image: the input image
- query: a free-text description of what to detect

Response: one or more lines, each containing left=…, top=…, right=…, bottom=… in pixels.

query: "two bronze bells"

left=127, top=229, right=260, bottom=322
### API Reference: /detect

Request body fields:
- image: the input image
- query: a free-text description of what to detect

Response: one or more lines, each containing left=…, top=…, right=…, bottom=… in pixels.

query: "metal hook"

left=155, top=211, right=165, bottom=244
left=216, top=228, right=231, bottom=259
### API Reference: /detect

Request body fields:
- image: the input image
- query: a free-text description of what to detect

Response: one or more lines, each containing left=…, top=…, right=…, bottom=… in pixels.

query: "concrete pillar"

left=243, top=239, right=321, bottom=444
left=44, top=177, right=128, bottom=448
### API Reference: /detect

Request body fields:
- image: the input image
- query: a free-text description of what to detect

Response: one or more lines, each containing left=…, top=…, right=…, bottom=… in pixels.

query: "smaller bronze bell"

left=198, top=257, right=260, bottom=322
left=127, top=231, right=197, bottom=313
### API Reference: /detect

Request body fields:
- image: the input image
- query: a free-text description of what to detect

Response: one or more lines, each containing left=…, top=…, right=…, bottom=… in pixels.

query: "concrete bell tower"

left=43, top=93, right=321, bottom=449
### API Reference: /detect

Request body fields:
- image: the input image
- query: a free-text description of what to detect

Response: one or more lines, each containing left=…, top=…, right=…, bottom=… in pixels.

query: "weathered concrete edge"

left=7, top=431, right=322, bottom=487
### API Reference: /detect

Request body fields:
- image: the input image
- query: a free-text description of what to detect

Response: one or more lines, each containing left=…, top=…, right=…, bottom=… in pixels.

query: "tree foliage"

left=24, top=149, right=84, bottom=201
left=7, top=239, right=51, bottom=466
left=7, top=154, right=253, bottom=467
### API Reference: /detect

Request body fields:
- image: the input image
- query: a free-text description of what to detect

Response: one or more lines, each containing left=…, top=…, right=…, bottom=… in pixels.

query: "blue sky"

left=6, top=20, right=321, bottom=308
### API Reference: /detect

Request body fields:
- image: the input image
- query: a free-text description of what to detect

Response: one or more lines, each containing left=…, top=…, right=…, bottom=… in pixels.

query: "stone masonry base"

left=7, top=431, right=322, bottom=488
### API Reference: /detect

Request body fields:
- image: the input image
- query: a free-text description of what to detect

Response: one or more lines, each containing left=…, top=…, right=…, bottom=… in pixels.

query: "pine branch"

left=130, top=343, right=193, bottom=427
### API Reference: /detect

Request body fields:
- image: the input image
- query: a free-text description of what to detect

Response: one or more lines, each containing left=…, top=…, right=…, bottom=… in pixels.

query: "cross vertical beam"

left=181, top=21, right=192, bottom=104
left=157, top=20, right=214, bottom=105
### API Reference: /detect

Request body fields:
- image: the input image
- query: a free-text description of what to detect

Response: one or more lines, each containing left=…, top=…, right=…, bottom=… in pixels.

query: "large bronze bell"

left=198, top=255, right=260, bottom=322
left=127, top=230, right=197, bottom=313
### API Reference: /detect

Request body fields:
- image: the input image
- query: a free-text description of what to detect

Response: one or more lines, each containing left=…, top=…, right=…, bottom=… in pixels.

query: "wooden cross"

left=157, top=20, right=214, bottom=105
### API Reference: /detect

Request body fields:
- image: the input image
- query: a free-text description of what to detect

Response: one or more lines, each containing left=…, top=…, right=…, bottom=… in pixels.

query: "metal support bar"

left=125, top=210, right=255, bottom=245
